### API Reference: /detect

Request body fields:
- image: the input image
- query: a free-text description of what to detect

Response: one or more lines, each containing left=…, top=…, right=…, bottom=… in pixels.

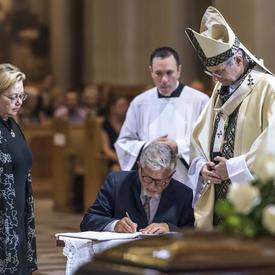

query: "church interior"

left=1, top=0, right=275, bottom=274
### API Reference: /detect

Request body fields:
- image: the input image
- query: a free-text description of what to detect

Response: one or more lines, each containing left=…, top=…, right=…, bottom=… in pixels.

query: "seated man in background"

left=54, top=89, right=86, bottom=124
left=81, top=84, right=103, bottom=118
left=80, top=142, right=194, bottom=234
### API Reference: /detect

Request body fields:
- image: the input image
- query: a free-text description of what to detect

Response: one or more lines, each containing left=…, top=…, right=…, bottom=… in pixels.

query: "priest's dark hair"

left=150, top=46, right=181, bottom=66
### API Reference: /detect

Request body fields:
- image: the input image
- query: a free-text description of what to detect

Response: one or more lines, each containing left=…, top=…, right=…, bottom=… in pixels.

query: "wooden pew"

left=84, top=117, right=107, bottom=210
left=51, top=118, right=107, bottom=213
left=52, top=119, right=85, bottom=212
left=22, top=123, right=53, bottom=197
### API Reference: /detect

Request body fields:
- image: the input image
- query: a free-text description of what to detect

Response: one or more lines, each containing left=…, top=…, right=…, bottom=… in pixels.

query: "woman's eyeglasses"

left=2, top=92, right=28, bottom=102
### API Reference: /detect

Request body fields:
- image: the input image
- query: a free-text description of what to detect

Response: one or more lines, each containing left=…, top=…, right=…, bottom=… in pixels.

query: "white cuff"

left=103, top=220, right=119, bottom=232
left=227, top=155, right=254, bottom=183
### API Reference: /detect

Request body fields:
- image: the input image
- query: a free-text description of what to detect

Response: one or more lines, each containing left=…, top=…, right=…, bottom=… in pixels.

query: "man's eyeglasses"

left=140, top=167, right=175, bottom=188
left=2, top=92, right=28, bottom=102
left=204, top=69, right=223, bottom=78
left=204, top=55, right=236, bottom=78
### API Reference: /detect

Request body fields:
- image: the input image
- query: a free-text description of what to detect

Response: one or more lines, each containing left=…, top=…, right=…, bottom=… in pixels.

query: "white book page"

left=55, top=231, right=143, bottom=241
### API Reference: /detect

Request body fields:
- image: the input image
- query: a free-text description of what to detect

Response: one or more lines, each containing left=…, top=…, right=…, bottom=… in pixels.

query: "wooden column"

left=49, top=0, right=83, bottom=91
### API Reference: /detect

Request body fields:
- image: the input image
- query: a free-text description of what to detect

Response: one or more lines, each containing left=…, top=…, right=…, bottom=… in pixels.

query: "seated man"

left=80, top=142, right=194, bottom=234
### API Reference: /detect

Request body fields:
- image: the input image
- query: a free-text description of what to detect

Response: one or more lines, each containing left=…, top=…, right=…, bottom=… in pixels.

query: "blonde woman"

left=0, top=64, right=37, bottom=274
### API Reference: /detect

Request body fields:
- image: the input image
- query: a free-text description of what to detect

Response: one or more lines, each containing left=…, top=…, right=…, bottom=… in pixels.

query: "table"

left=56, top=235, right=136, bottom=275
left=76, top=231, right=275, bottom=275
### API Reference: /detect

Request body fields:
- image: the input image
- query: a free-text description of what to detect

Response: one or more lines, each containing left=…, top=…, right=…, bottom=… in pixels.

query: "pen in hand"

left=125, top=212, right=137, bottom=233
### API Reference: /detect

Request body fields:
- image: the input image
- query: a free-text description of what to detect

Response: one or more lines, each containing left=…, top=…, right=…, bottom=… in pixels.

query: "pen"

left=125, top=212, right=137, bottom=233
left=125, top=211, right=131, bottom=219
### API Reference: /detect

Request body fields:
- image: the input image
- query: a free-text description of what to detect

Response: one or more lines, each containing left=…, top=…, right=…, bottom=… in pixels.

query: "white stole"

left=212, top=68, right=264, bottom=154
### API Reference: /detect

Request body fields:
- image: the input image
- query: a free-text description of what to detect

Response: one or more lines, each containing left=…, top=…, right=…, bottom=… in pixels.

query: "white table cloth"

left=58, top=236, right=135, bottom=275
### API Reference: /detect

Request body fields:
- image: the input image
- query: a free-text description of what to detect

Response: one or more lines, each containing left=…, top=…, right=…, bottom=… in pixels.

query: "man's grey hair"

left=226, top=48, right=249, bottom=66
left=139, top=142, right=176, bottom=171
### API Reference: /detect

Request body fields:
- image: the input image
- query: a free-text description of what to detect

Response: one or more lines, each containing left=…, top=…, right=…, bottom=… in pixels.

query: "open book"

left=55, top=231, right=146, bottom=241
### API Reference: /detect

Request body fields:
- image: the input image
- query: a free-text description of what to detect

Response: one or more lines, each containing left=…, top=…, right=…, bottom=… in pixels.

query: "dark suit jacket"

left=80, top=170, right=194, bottom=232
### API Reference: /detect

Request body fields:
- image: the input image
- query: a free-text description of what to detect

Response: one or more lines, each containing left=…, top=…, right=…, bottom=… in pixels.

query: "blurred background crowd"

left=1, top=0, right=275, bottom=203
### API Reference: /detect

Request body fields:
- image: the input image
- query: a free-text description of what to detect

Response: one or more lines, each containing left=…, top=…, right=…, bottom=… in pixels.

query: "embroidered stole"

left=210, top=66, right=263, bottom=224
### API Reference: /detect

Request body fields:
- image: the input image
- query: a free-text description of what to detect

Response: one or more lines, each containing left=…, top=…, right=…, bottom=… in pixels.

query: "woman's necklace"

left=1, top=118, right=16, bottom=138
left=10, top=129, right=16, bottom=138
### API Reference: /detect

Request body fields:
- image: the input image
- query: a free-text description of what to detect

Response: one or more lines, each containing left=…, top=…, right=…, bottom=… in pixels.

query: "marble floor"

left=33, top=198, right=83, bottom=275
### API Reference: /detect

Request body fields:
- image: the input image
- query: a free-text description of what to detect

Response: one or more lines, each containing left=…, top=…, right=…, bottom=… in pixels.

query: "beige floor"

left=33, top=198, right=83, bottom=275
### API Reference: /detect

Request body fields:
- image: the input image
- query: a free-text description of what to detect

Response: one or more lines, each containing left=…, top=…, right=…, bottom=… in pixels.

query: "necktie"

left=143, top=195, right=152, bottom=222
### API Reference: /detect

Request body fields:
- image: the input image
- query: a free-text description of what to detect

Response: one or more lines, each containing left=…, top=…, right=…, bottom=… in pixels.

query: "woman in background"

left=0, top=64, right=37, bottom=274
left=101, top=95, right=129, bottom=171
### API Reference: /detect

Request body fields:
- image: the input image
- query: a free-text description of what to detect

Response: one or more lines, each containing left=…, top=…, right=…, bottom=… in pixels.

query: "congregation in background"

left=1, top=1, right=275, bottom=275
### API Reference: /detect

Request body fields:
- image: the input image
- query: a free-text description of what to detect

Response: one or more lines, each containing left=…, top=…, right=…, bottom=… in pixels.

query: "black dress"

left=102, top=119, right=119, bottom=168
left=0, top=118, right=34, bottom=275
left=102, top=120, right=118, bottom=150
